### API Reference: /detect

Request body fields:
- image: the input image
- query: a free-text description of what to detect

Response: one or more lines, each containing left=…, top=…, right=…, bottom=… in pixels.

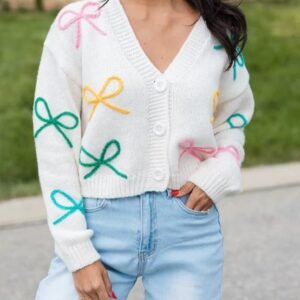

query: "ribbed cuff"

left=54, top=239, right=101, bottom=273
left=187, top=157, right=230, bottom=204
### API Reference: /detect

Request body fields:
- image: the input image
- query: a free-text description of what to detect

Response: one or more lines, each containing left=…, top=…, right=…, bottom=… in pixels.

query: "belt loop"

left=166, top=188, right=171, bottom=198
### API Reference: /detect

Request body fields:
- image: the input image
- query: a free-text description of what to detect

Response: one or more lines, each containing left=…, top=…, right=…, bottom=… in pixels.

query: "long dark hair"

left=98, top=0, right=247, bottom=71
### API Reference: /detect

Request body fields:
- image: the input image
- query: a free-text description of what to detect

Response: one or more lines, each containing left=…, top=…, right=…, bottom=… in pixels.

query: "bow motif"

left=33, top=97, right=79, bottom=148
left=178, top=138, right=241, bottom=169
left=232, top=46, right=245, bottom=80
left=226, top=113, right=248, bottom=128
left=178, top=139, right=218, bottom=168
left=50, top=189, right=85, bottom=225
left=79, top=139, right=128, bottom=180
left=83, top=76, right=130, bottom=121
left=210, top=89, right=220, bottom=123
left=217, top=145, right=241, bottom=165
left=213, top=33, right=245, bottom=81
left=58, top=1, right=107, bottom=49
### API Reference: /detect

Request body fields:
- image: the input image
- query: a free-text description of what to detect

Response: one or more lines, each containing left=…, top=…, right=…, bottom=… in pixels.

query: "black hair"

left=187, top=0, right=247, bottom=71
left=97, top=0, right=247, bottom=71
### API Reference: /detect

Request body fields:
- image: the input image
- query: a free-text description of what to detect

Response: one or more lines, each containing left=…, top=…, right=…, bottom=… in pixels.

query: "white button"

left=153, top=122, right=166, bottom=136
left=153, top=169, right=165, bottom=181
left=153, top=76, right=168, bottom=92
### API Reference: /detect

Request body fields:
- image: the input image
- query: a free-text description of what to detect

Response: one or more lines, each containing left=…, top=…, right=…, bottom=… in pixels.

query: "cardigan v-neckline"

left=106, top=0, right=211, bottom=83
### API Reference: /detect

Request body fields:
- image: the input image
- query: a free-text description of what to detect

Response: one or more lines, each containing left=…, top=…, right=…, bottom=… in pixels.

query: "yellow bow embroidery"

left=210, top=90, right=220, bottom=124
left=83, top=76, right=130, bottom=121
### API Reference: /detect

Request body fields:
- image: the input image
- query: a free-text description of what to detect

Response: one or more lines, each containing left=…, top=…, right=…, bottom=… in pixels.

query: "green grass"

left=0, top=3, right=299, bottom=199
left=0, top=180, right=41, bottom=202
left=241, top=2, right=300, bottom=166
left=0, top=11, right=56, bottom=200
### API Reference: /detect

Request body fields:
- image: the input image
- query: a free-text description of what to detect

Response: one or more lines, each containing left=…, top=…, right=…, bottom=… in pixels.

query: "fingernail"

left=171, top=189, right=179, bottom=196
left=111, top=291, right=118, bottom=299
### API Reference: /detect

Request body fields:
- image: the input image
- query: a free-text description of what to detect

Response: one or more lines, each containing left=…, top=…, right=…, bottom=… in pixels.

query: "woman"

left=33, top=0, right=255, bottom=299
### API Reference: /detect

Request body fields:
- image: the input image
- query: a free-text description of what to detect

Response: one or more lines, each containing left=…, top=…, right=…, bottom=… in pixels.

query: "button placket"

left=153, top=76, right=168, bottom=93
left=150, top=75, right=169, bottom=183
left=153, top=121, right=166, bottom=136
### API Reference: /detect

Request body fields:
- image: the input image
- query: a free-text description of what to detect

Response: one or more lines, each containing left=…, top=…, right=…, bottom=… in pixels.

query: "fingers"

left=175, top=181, right=194, bottom=197
left=73, top=260, right=116, bottom=300
left=203, top=199, right=214, bottom=211
left=78, top=290, right=100, bottom=300
left=193, top=197, right=213, bottom=211
left=77, top=277, right=110, bottom=300
left=78, top=293, right=93, bottom=300
left=186, top=186, right=207, bottom=211
left=101, top=266, right=114, bottom=299
left=96, top=287, right=110, bottom=300
left=94, top=276, right=110, bottom=300
left=172, top=181, right=214, bottom=212
left=90, top=294, right=101, bottom=300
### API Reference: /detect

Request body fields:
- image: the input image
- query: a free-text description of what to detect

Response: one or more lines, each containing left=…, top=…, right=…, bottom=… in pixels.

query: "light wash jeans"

left=35, top=188, right=224, bottom=300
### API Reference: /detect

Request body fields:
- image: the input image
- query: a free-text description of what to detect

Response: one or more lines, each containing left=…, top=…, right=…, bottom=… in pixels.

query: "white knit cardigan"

left=32, top=0, right=255, bottom=272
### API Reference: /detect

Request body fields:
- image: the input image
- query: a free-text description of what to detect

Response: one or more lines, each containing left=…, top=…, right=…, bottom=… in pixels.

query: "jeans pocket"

left=213, top=203, right=224, bottom=237
left=173, top=193, right=216, bottom=217
left=83, top=197, right=110, bottom=213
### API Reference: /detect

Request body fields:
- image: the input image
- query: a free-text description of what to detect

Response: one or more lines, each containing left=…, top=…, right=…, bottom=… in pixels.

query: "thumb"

left=172, top=181, right=194, bottom=197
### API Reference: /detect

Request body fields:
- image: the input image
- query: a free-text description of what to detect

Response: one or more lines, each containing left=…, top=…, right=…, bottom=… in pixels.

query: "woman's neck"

left=121, top=0, right=184, bottom=7
left=119, top=0, right=197, bottom=20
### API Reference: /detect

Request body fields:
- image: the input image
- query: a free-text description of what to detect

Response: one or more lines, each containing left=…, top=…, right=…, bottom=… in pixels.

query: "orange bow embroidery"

left=83, top=76, right=130, bottom=121
left=210, top=90, right=220, bottom=124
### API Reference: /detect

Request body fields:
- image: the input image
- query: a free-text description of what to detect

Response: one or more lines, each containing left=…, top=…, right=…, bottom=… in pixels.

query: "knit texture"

left=32, top=0, right=255, bottom=272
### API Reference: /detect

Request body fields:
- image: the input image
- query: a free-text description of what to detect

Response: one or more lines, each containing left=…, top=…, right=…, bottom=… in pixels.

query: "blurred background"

left=0, top=0, right=299, bottom=299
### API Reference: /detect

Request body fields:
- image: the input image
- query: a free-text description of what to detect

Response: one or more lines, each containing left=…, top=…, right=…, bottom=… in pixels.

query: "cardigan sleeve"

left=187, top=56, right=255, bottom=204
left=32, top=15, right=101, bottom=272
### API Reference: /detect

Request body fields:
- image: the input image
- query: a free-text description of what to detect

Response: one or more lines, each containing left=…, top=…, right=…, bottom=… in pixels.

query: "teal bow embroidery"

left=50, top=189, right=85, bottom=225
left=213, top=34, right=245, bottom=81
left=79, top=139, right=128, bottom=180
left=232, top=46, right=245, bottom=81
left=33, top=97, right=79, bottom=148
left=227, top=113, right=248, bottom=128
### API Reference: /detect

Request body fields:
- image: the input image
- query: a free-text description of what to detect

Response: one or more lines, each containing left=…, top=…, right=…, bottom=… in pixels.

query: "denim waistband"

left=82, top=188, right=175, bottom=200
left=143, top=188, right=174, bottom=198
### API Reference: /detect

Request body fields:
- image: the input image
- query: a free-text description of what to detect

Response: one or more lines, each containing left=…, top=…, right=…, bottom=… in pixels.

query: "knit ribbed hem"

left=79, top=160, right=211, bottom=198
left=54, top=239, right=101, bottom=273
left=186, top=158, right=230, bottom=204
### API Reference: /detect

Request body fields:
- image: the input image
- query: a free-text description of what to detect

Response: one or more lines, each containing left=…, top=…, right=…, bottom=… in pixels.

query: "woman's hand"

left=72, top=260, right=117, bottom=300
left=171, top=181, right=214, bottom=212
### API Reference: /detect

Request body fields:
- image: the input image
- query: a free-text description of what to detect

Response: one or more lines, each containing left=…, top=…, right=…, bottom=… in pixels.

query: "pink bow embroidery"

left=58, top=1, right=107, bottom=49
left=178, top=138, right=241, bottom=169
left=217, top=145, right=241, bottom=165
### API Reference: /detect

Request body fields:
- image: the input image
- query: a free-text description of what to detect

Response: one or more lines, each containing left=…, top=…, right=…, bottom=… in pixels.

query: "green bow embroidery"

left=34, top=97, right=79, bottom=148
left=213, top=34, right=245, bottom=81
left=227, top=113, right=248, bottom=128
left=79, top=139, right=128, bottom=180
left=232, top=46, right=245, bottom=81
left=50, top=189, right=85, bottom=225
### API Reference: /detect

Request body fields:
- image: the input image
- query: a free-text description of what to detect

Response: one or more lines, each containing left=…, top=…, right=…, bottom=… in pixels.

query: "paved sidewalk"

left=1, top=162, right=300, bottom=299
left=1, top=185, right=300, bottom=299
